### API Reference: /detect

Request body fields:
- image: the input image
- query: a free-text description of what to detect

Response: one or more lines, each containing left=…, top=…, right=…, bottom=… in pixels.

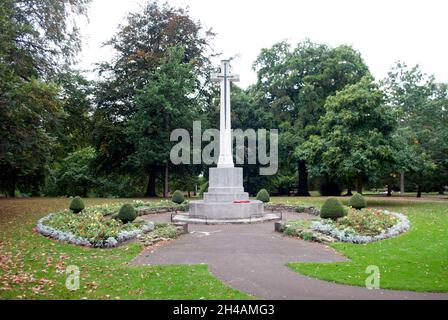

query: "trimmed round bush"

left=118, top=204, right=137, bottom=224
left=320, top=198, right=347, bottom=220
left=256, top=189, right=270, bottom=203
left=349, top=193, right=367, bottom=210
left=172, top=190, right=185, bottom=204
left=69, top=196, right=85, bottom=214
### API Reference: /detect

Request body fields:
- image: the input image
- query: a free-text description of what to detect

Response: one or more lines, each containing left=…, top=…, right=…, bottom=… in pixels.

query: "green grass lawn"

left=1, top=196, right=447, bottom=299
left=0, top=198, right=250, bottom=300
left=273, top=197, right=448, bottom=292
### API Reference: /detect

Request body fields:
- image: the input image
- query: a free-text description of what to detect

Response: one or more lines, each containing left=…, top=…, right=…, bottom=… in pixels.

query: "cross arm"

left=210, top=73, right=222, bottom=82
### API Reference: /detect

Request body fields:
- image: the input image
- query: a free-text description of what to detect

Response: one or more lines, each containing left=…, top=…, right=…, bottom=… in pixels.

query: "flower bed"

left=312, top=209, right=410, bottom=244
left=36, top=200, right=187, bottom=248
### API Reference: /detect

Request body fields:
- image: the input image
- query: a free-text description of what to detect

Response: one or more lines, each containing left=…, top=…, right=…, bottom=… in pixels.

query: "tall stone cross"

left=211, top=60, right=240, bottom=168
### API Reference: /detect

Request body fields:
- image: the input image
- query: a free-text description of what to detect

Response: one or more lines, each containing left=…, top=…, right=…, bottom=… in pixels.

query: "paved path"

left=132, top=213, right=448, bottom=300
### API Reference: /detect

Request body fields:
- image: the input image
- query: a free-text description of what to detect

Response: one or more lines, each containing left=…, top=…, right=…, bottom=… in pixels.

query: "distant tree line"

left=1, top=0, right=447, bottom=198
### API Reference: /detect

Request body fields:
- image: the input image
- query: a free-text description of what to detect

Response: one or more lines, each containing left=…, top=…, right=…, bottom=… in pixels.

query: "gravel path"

left=132, top=212, right=448, bottom=300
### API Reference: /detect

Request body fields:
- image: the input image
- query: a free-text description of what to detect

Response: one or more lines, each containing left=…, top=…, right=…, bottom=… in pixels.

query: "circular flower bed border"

left=311, top=210, right=410, bottom=244
left=35, top=200, right=188, bottom=249
left=36, top=214, right=155, bottom=248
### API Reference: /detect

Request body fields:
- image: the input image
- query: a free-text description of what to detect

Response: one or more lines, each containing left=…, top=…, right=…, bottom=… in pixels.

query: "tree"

left=126, top=46, right=201, bottom=198
left=0, top=0, right=90, bottom=78
left=382, top=62, right=447, bottom=197
left=93, top=1, right=214, bottom=196
left=49, top=147, right=97, bottom=197
left=300, top=77, right=397, bottom=194
left=0, top=71, right=63, bottom=196
left=253, top=40, right=370, bottom=196
left=53, top=69, right=93, bottom=155
left=0, top=0, right=90, bottom=196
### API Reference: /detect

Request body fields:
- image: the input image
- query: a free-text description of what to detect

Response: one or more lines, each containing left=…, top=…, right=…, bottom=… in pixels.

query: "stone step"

left=189, top=200, right=264, bottom=220
left=203, top=192, right=249, bottom=203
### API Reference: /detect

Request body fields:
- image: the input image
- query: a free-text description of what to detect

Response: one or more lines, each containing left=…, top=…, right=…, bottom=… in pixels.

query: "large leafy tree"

left=0, top=0, right=90, bottom=78
left=126, top=46, right=201, bottom=198
left=0, top=0, right=89, bottom=196
left=300, top=77, right=397, bottom=194
left=54, top=69, right=93, bottom=154
left=93, top=1, right=214, bottom=196
left=382, top=62, right=447, bottom=196
left=253, top=40, right=370, bottom=195
left=0, top=72, right=62, bottom=196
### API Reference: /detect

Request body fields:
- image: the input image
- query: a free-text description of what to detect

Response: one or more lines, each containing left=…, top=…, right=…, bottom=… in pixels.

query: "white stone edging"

left=36, top=214, right=154, bottom=248
left=311, top=211, right=410, bottom=244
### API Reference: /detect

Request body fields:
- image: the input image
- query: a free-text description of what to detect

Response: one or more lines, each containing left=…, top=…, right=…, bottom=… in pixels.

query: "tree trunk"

left=438, top=186, right=444, bottom=195
left=417, top=185, right=422, bottom=198
left=145, top=167, right=157, bottom=197
left=163, top=163, right=169, bottom=199
left=345, top=182, right=353, bottom=196
left=8, top=174, right=16, bottom=198
left=356, top=173, right=363, bottom=194
left=387, top=185, right=392, bottom=197
left=297, top=160, right=311, bottom=196
left=400, top=171, right=405, bottom=196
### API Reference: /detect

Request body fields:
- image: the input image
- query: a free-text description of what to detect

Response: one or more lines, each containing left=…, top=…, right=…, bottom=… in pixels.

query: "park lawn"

left=0, top=198, right=251, bottom=300
left=276, top=197, right=448, bottom=292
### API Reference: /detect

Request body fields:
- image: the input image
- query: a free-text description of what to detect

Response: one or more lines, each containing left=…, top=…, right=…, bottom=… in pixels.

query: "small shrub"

left=172, top=190, right=185, bottom=204
left=299, top=231, right=315, bottom=241
left=69, top=196, right=85, bottom=213
left=320, top=198, right=347, bottom=220
left=319, top=180, right=342, bottom=196
left=283, top=226, right=298, bottom=237
left=349, top=193, right=367, bottom=210
left=199, top=181, right=209, bottom=196
left=256, top=189, right=270, bottom=203
left=118, top=204, right=137, bottom=224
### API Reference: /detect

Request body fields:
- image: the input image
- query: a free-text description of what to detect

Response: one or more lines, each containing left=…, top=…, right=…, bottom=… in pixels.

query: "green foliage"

left=47, top=147, right=97, bottom=197
left=382, top=62, right=447, bottom=195
left=254, top=40, right=371, bottom=195
left=300, top=77, right=397, bottom=193
left=0, top=0, right=89, bottom=78
left=199, top=181, right=209, bottom=196
left=320, top=198, right=347, bottom=220
left=44, top=209, right=138, bottom=241
left=154, top=223, right=179, bottom=239
left=319, top=179, right=342, bottom=196
left=171, top=190, right=185, bottom=204
left=118, top=204, right=137, bottom=224
left=92, top=2, right=213, bottom=197
left=256, top=189, right=270, bottom=203
left=0, top=72, right=62, bottom=197
left=0, top=0, right=89, bottom=197
left=349, top=193, right=367, bottom=209
left=69, top=196, right=85, bottom=213
left=330, top=208, right=397, bottom=236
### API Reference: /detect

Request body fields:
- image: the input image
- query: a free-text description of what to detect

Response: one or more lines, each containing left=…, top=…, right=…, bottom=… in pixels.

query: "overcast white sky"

left=77, top=0, right=448, bottom=88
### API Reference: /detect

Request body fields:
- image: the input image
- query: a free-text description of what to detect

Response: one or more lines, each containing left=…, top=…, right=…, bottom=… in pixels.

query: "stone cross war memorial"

left=174, top=60, right=278, bottom=224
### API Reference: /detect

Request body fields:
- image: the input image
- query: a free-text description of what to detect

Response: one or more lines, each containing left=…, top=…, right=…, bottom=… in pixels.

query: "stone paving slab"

left=134, top=212, right=448, bottom=300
